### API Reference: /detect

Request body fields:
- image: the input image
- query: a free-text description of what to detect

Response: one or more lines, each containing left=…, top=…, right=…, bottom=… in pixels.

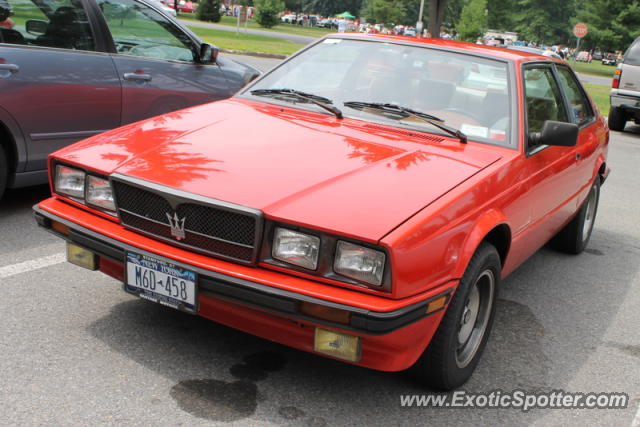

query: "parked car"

left=601, top=52, right=617, bottom=66
left=280, top=14, right=296, bottom=23
left=507, top=45, right=563, bottom=60
left=177, top=0, right=196, bottom=13
left=34, top=35, right=609, bottom=390
left=575, top=50, right=590, bottom=62
left=0, top=0, right=260, bottom=199
left=609, top=36, right=640, bottom=131
left=148, top=0, right=176, bottom=17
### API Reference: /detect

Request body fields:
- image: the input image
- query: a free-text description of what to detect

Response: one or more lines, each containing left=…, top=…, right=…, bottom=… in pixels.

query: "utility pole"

left=416, top=0, right=425, bottom=37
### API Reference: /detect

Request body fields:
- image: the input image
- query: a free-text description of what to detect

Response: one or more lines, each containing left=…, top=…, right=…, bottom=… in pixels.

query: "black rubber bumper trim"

left=33, top=205, right=455, bottom=335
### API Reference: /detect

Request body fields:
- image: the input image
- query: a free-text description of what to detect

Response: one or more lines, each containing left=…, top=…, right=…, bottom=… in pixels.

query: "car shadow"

left=86, top=228, right=638, bottom=425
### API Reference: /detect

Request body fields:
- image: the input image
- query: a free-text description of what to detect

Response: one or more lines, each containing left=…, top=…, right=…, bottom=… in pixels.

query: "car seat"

left=36, top=6, right=93, bottom=50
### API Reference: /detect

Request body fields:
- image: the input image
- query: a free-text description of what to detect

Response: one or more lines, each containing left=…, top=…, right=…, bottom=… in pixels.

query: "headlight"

left=55, top=165, right=85, bottom=199
left=86, top=175, right=116, bottom=212
left=272, top=227, right=320, bottom=270
left=334, top=241, right=386, bottom=286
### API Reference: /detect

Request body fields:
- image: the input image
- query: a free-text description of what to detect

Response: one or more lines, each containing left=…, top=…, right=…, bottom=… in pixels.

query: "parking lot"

left=1, top=113, right=639, bottom=425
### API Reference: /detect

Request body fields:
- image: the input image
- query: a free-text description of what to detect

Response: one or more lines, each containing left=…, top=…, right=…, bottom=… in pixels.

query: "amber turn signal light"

left=51, top=220, right=70, bottom=236
left=300, top=302, right=351, bottom=324
left=426, top=295, right=448, bottom=314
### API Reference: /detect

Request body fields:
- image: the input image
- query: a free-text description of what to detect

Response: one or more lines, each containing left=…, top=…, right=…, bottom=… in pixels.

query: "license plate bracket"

left=124, top=252, right=198, bottom=314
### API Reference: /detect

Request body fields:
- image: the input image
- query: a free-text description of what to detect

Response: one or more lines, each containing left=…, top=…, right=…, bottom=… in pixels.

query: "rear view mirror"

left=529, top=120, right=579, bottom=147
left=25, top=19, right=48, bottom=36
left=198, top=43, right=218, bottom=64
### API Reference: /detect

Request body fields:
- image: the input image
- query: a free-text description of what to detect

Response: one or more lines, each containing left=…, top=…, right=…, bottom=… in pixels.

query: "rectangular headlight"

left=55, top=165, right=85, bottom=199
left=334, top=241, right=386, bottom=286
left=86, top=175, right=116, bottom=212
left=272, top=227, right=320, bottom=270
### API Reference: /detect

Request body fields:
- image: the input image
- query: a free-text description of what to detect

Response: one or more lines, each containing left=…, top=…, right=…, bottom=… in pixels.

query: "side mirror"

left=26, top=19, right=48, bottom=36
left=198, top=43, right=218, bottom=64
left=529, top=120, right=579, bottom=147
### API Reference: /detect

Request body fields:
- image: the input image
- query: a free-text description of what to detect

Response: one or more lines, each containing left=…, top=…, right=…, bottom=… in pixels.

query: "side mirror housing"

left=529, top=120, right=579, bottom=147
left=26, top=19, right=48, bottom=36
left=198, top=43, right=218, bottom=64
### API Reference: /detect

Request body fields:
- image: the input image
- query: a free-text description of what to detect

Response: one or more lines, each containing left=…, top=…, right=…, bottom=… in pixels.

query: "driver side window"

left=99, top=0, right=194, bottom=62
left=523, top=67, right=568, bottom=138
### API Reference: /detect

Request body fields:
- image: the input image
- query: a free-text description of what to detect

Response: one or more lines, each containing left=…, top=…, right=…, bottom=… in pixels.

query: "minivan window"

left=623, top=38, right=640, bottom=66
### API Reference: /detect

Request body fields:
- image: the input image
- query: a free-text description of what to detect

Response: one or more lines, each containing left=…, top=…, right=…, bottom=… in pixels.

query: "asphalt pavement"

left=1, top=127, right=639, bottom=425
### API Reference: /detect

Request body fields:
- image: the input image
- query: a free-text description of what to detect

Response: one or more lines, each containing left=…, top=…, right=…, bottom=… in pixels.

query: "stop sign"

left=573, top=23, right=588, bottom=38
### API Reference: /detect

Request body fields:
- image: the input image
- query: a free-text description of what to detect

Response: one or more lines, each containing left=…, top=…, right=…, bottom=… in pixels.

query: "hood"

left=55, top=99, right=503, bottom=242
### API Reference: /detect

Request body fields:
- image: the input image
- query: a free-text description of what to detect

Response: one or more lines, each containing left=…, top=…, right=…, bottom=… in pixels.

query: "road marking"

left=0, top=253, right=66, bottom=279
left=631, top=400, right=640, bottom=427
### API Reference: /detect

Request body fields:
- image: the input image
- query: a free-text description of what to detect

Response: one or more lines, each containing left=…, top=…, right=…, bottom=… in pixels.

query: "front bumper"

left=34, top=198, right=455, bottom=371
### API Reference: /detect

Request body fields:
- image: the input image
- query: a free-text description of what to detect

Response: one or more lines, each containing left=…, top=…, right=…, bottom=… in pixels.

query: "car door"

left=521, top=64, right=582, bottom=235
left=554, top=65, right=600, bottom=199
left=97, top=0, right=232, bottom=124
left=0, top=0, right=121, bottom=173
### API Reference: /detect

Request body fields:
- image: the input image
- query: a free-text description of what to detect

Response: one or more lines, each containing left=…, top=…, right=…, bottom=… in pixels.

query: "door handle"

left=0, top=63, right=19, bottom=78
left=123, top=72, right=152, bottom=82
left=0, top=63, right=19, bottom=72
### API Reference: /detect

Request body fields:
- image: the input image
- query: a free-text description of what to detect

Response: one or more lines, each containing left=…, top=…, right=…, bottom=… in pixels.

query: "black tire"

left=0, top=145, right=7, bottom=200
left=608, top=106, right=627, bottom=131
left=552, top=178, right=600, bottom=254
left=411, top=242, right=500, bottom=390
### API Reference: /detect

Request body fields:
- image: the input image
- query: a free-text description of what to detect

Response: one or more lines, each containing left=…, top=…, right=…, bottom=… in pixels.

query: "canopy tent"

left=335, top=11, right=356, bottom=19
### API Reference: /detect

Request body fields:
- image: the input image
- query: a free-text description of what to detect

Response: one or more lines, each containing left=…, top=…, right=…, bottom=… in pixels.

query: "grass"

left=180, top=14, right=332, bottom=38
left=188, top=26, right=301, bottom=55
left=583, top=83, right=611, bottom=115
left=570, top=60, right=618, bottom=78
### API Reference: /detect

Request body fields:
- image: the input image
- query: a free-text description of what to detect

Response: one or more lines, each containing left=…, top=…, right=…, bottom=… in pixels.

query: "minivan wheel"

left=552, top=178, right=600, bottom=254
left=410, top=242, right=500, bottom=390
left=608, top=106, right=627, bottom=131
left=0, top=145, right=7, bottom=200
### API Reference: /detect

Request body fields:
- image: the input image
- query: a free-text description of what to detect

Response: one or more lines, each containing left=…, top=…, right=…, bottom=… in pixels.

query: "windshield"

left=243, top=38, right=513, bottom=146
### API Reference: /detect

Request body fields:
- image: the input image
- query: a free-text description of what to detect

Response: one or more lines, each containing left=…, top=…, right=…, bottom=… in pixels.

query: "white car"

left=149, top=0, right=177, bottom=17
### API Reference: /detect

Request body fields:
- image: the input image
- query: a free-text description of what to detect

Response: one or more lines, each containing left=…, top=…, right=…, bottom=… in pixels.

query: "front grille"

left=112, top=179, right=261, bottom=264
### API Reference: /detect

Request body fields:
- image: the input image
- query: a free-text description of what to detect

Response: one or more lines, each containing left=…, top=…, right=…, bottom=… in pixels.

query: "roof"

left=330, top=33, right=561, bottom=63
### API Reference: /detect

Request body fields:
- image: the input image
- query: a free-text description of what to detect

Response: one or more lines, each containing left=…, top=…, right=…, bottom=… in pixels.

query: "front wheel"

left=552, top=178, right=600, bottom=254
left=411, top=242, right=500, bottom=390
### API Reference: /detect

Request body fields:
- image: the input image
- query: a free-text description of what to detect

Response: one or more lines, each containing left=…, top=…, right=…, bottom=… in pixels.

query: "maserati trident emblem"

left=166, top=212, right=186, bottom=240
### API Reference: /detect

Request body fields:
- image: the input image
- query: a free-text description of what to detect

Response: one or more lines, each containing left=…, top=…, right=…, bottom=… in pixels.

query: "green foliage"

left=361, top=0, right=406, bottom=24
left=196, top=0, right=221, bottom=22
left=304, top=0, right=363, bottom=17
left=457, top=0, right=487, bottom=41
left=255, top=0, right=285, bottom=28
left=576, top=0, right=640, bottom=51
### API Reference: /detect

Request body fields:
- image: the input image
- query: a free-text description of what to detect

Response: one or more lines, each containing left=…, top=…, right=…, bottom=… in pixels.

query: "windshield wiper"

left=343, top=101, right=467, bottom=143
left=250, top=88, right=343, bottom=119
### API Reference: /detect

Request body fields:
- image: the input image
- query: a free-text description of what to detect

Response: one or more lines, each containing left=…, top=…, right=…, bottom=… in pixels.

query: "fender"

left=0, top=105, right=27, bottom=173
left=453, top=209, right=510, bottom=279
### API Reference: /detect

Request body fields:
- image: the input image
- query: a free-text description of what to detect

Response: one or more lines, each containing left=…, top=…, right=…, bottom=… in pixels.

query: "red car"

left=34, top=35, right=609, bottom=390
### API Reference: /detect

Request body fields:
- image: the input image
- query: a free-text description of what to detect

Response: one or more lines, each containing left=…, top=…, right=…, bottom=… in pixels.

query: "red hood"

left=54, top=99, right=504, bottom=242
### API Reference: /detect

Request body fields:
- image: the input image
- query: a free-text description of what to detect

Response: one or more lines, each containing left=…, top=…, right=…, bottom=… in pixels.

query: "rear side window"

left=624, top=38, right=640, bottom=66
left=555, top=66, right=594, bottom=126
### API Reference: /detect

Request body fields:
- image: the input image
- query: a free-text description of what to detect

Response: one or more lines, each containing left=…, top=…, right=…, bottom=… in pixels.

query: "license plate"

left=125, top=252, right=197, bottom=313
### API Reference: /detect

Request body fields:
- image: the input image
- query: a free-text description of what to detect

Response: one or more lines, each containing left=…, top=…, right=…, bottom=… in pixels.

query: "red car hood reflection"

left=56, top=99, right=503, bottom=242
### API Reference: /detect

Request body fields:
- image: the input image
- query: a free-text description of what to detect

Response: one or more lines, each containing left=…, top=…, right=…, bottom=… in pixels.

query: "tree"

left=255, top=0, right=285, bottom=28
left=196, top=0, right=221, bottom=22
left=428, top=0, right=448, bottom=38
left=362, top=0, right=405, bottom=24
left=305, top=0, right=363, bottom=17
left=575, top=0, right=640, bottom=51
left=457, top=0, right=487, bottom=41
left=486, top=0, right=513, bottom=31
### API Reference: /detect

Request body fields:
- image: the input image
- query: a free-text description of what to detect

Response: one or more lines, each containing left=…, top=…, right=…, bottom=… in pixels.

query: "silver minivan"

left=0, top=0, right=259, bottom=199
left=609, top=36, right=640, bottom=131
